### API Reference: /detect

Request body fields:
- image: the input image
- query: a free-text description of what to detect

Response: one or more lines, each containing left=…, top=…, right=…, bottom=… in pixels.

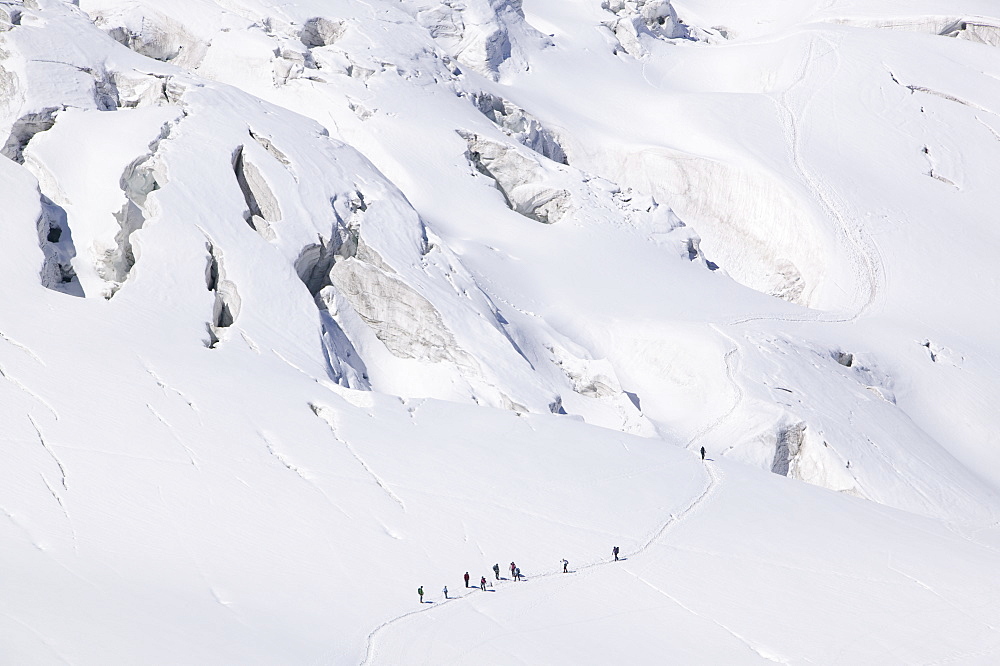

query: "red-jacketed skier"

left=510, top=562, right=516, bottom=578
left=480, top=576, right=487, bottom=591
left=464, top=571, right=470, bottom=588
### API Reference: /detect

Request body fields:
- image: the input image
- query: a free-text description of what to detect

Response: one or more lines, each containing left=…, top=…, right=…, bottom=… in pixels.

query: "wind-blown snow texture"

left=2, top=0, right=1000, bottom=662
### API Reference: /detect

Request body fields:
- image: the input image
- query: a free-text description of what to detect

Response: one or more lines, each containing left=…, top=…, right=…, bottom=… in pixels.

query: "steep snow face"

left=3, top=0, right=1000, bottom=662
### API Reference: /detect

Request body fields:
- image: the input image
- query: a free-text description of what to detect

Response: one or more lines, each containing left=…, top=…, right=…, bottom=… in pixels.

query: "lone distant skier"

left=418, top=586, right=424, bottom=603
left=493, top=563, right=501, bottom=580
left=464, top=571, right=470, bottom=588
left=442, top=585, right=448, bottom=600
left=480, top=576, right=487, bottom=591
left=613, top=545, right=620, bottom=561
left=562, top=559, right=569, bottom=573
left=700, top=446, right=706, bottom=460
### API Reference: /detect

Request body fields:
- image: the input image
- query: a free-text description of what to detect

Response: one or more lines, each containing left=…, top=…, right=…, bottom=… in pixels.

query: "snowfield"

left=2, top=0, right=1000, bottom=662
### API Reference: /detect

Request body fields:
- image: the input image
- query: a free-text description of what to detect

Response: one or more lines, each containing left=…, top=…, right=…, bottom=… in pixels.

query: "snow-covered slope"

left=2, top=0, right=1000, bottom=662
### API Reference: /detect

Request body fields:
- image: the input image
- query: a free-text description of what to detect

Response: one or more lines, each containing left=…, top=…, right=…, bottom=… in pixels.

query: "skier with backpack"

left=480, top=576, right=487, bottom=591
left=418, top=586, right=424, bottom=603
left=493, top=563, right=501, bottom=580
left=613, top=545, right=620, bottom=561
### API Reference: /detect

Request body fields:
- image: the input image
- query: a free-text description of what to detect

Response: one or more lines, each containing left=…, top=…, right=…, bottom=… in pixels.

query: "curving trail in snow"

left=359, top=460, right=721, bottom=665
left=772, top=30, right=885, bottom=323
left=687, top=326, right=744, bottom=453
left=725, top=30, right=885, bottom=328
left=620, top=565, right=788, bottom=665
left=694, top=29, right=890, bottom=475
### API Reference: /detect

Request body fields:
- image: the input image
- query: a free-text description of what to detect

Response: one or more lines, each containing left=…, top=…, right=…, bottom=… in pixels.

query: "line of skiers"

left=419, top=547, right=622, bottom=603
left=417, top=447, right=710, bottom=603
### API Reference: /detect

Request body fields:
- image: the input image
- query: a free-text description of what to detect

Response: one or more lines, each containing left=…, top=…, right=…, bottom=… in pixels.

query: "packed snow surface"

left=2, top=0, right=1000, bottom=662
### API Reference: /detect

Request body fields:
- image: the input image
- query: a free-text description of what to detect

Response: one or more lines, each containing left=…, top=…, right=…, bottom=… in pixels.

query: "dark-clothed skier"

left=510, top=562, right=516, bottom=578
left=613, top=545, right=620, bottom=561
left=464, top=571, right=470, bottom=588
left=493, top=563, right=501, bottom=579
left=418, top=586, right=424, bottom=603
left=442, top=585, right=448, bottom=599
left=701, top=446, right=706, bottom=460
left=514, top=567, right=522, bottom=581
left=480, top=576, right=487, bottom=591
left=562, top=559, right=569, bottom=573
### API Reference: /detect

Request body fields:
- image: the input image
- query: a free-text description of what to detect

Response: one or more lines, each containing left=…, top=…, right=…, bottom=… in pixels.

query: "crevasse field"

left=2, top=0, right=1000, bottom=663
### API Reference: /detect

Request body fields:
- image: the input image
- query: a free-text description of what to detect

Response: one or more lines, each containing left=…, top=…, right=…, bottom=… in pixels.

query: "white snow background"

left=2, top=0, right=1000, bottom=662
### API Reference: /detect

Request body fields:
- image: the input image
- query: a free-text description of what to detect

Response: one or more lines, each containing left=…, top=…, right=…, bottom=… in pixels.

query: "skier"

left=613, top=545, right=620, bottom=561
left=510, top=561, right=516, bottom=578
left=562, top=558, right=569, bottom=573
left=480, top=576, right=487, bottom=591
left=464, top=571, right=470, bottom=588
left=493, top=563, right=501, bottom=580
left=418, top=586, right=424, bottom=603
left=442, top=585, right=448, bottom=600
left=701, top=446, right=706, bottom=460
left=515, top=567, right=522, bottom=581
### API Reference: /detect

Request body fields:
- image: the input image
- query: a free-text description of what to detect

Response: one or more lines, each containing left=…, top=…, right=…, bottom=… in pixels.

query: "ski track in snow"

left=731, top=30, right=885, bottom=328
left=37, top=473, right=79, bottom=554
left=977, top=116, right=1000, bottom=143
left=0, top=611, right=72, bottom=665
left=260, top=433, right=352, bottom=520
left=887, top=555, right=1000, bottom=635
left=27, top=415, right=78, bottom=554
left=146, top=403, right=200, bottom=468
left=622, top=568, right=787, bottom=664
left=699, top=29, right=889, bottom=468
left=358, top=461, right=721, bottom=665
left=142, top=361, right=199, bottom=413
left=311, top=404, right=407, bottom=512
left=0, top=362, right=60, bottom=421
left=687, top=325, right=743, bottom=453
left=28, top=414, right=67, bottom=491
left=0, top=330, right=45, bottom=365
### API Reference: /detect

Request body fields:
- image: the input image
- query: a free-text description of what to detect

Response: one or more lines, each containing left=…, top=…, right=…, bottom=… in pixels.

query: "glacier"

left=1, top=0, right=1000, bottom=662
